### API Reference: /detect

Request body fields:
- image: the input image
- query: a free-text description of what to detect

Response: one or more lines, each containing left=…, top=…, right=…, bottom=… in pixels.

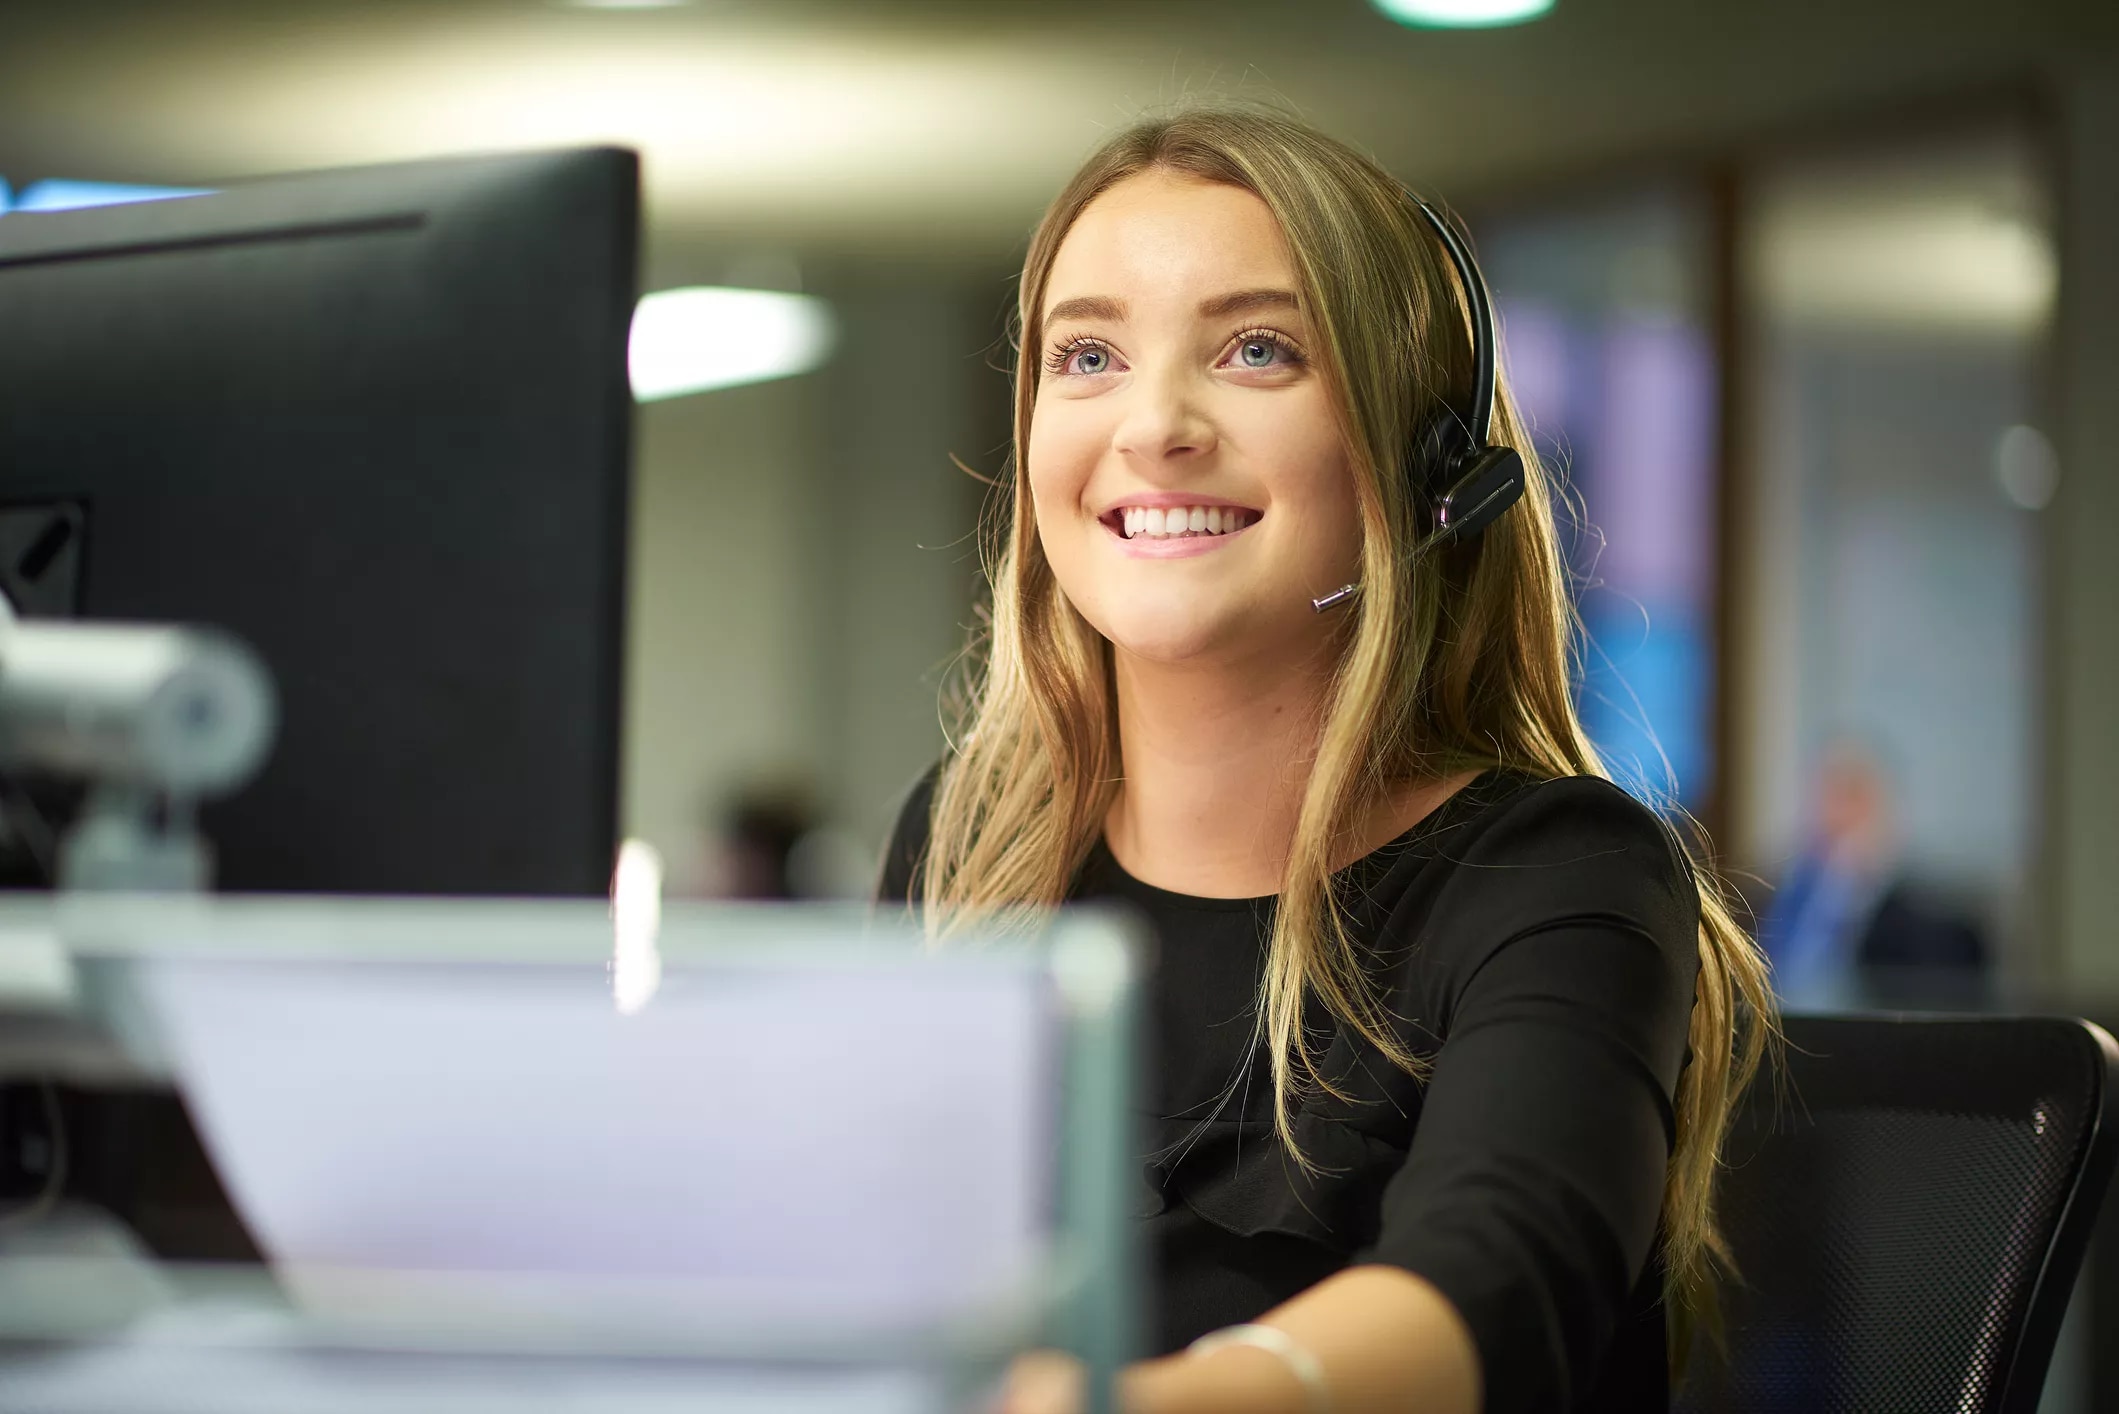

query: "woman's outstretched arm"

left=999, top=1268, right=1477, bottom=1414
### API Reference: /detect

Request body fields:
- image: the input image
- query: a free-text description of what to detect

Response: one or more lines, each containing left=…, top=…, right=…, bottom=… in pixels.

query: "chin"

left=1104, top=623, right=1231, bottom=665
left=1079, top=593, right=1270, bottom=667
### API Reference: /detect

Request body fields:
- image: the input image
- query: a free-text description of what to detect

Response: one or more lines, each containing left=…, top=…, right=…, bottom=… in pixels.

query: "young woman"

left=878, top=106, right=1774, bottom=1414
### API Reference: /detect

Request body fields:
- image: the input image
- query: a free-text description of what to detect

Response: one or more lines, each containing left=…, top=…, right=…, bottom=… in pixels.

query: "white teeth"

left=1117, top=504, right=1257, bottom=539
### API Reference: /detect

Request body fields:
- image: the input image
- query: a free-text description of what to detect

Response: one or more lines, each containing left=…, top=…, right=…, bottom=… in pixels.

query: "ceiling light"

left=1371, top=0, right=1555, bottom=27
left=1755, top=206, right=2054, bottom=333
left=1993, top=425, right=2060, bottom=511
left=629, top=286, right=835, bottom=402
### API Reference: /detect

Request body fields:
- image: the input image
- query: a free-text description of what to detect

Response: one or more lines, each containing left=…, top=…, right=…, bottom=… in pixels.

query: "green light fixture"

left=1372, top=0, right=1555, bottom=27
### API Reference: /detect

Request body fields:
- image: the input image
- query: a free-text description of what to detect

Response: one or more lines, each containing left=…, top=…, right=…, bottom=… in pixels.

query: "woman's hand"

left=991, top=1349, right=1088, bottom=1414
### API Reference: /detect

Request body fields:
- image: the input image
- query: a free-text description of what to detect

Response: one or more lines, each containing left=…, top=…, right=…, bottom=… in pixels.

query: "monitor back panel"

left=0, top=149, right=639, bottom=895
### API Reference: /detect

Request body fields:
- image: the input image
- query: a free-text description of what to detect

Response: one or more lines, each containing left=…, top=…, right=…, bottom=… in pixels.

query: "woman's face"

left=1027, top=170, right=1363, bottom=669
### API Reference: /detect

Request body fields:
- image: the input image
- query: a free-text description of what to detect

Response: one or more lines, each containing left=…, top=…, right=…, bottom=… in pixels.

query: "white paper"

left=136, top=950, right=1057, bottom=1333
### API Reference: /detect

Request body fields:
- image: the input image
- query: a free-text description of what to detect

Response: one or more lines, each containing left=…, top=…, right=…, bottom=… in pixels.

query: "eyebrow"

left=1198, top=287, right=1300, bottom=320
left=1041, top=294, right=1127, bottom=334
left=1039, top=287, right=1302, bottom=341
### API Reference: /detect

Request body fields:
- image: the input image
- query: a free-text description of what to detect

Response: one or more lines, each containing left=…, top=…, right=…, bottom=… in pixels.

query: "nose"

left=1110, top=364, right=1217, bottom=469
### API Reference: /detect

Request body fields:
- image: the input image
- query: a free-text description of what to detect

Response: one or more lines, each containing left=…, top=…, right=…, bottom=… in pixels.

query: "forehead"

left=1043, top=171, right=1296, bottom=311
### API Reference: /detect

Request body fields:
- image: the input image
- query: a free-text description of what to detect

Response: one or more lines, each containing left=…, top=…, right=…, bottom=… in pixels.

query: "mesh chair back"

left=1679, top=1015, right=2119, bottom=1414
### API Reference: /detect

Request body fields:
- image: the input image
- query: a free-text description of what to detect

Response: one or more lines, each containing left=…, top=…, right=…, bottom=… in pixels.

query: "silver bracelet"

left=1187, top=1323, right=1333, bottom=1414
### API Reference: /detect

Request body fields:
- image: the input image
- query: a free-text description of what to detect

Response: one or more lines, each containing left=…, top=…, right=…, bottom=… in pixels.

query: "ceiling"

left=2, top=0, right=2111, bottom=265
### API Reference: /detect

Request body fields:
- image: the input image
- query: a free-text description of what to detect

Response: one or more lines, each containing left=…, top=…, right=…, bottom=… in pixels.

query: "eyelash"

left=1040, top=327, right=1308, bottom=377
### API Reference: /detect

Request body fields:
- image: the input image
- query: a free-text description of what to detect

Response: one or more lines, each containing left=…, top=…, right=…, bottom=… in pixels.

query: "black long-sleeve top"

left=879, top=768, right=1700, bottom=1414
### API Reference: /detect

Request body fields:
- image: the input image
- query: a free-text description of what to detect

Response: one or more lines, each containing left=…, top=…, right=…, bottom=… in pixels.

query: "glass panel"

left=1733, top=120, right=2052, bottom=1011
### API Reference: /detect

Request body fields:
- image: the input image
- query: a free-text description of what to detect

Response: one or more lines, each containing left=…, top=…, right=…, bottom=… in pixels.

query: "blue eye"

left=1227, top=330, right=1303, bottom=370
left=1045, top=338, right=1118, bottom=377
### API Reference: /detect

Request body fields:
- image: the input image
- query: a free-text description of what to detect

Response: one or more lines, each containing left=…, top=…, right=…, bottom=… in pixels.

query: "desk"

left=0, top=894, right=1144, bottom=1414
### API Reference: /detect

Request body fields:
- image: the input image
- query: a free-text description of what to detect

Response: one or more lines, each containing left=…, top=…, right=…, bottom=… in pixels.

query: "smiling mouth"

left=1103, top=505, right=1260, bottom=540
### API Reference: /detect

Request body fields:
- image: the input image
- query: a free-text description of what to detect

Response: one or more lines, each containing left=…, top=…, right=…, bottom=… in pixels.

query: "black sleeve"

left=1358, top=777, right=1700, bottom=1414
left=873, top=763, right=941, bottom=906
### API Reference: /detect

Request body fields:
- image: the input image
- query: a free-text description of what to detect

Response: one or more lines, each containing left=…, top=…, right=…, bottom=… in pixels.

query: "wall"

left=812, top=281, right=1002, bottom=849
left=620, top=371, right=828, bottom=892
left=618, top=268, right=1002, bottom=890
left=2050, top=64, right=2119, bottom=992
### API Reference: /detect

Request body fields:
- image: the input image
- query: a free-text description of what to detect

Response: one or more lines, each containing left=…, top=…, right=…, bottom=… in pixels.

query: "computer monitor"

left=0, top=147, right=638, bottom=896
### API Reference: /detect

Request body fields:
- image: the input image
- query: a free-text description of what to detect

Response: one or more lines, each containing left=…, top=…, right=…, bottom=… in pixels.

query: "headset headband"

left=1409, top=195, right=1498, bottom=457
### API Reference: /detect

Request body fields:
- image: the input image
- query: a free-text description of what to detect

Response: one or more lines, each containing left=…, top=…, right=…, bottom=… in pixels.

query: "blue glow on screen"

left=1579, top=598, right=1710, bottom=811
left=0, top=179, right=213, bottom=215
left=1491, top=286, right=1718, bottom=818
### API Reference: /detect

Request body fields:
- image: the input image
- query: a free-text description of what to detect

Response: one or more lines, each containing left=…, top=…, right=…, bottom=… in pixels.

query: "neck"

left=1104, top=641, right=1338, bottom=898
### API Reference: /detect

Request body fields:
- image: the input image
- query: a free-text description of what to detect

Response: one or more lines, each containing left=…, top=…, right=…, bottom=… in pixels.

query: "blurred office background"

left=3, top=0, right=2116, bottom=1399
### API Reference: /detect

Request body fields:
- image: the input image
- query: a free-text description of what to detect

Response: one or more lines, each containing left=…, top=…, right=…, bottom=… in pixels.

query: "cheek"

left=1316, top=448, right=1366, bottom=559
left=1027, top=400, right=1095, bottom=493
left=1255, top=402, right=1364, bottom=563
left=1026, top=403, right=1100, bottom=552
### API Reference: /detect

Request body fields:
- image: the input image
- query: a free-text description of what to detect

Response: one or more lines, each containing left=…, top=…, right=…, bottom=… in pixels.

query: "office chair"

left=1678, top=1014, right=2119, bottom=1414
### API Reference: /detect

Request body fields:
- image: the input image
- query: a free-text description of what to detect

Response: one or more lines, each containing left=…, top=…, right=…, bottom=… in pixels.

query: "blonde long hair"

left=918, top=104, right=1774, bottom=1344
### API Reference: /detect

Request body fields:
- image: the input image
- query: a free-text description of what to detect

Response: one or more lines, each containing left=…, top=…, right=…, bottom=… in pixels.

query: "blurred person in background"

left=702, top=779, right=814, bottom=900
left=1759, top=739, right=1989, bottom=1011
left=881, top=105, right=1775, bottom=1414
left=694, top=776, right=869, bottom=900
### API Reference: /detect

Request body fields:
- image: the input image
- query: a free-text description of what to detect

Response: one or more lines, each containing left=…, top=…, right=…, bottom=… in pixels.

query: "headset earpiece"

left=1409, top=410, right=1459, bottom=499
left=1311, top=193, right=1526, bottom=614
left=1431, top=445, right=1526, bottom=544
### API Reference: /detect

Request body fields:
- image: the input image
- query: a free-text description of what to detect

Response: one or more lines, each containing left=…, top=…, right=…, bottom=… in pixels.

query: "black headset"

left=1309, top=196, right=1526, bottom=614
